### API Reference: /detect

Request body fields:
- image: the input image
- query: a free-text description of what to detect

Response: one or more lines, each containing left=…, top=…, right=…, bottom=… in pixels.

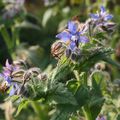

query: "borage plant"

left=0, top=6, right=119, bottom=120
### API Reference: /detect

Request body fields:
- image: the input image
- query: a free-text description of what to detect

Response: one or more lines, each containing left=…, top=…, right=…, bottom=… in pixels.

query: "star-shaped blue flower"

left=90, top=6, right=113, bottom=23
left=56, top=21, right=89, bottom=50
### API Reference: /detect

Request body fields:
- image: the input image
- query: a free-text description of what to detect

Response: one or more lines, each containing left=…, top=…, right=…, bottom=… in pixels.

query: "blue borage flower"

left=56, top=20, right=89, bottom=51
left=0, top=60, right=20, bottom=96
left=90, top=6, right=113, bottom=26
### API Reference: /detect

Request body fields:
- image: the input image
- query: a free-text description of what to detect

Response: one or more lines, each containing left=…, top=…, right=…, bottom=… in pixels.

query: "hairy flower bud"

left=51, top=41, right=66, bottom=59
left=13, top=59, right=27, bottom=69
left=101, top=22, right=116, bottom=32
left=37, top=73, right=47, bottom=81
left=94, top=63, right=105, bottom=70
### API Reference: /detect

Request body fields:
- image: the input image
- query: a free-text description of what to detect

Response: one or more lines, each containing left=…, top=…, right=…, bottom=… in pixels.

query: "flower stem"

left=83, top=106, right=93, bottom=120
left=93, top=38, right=105, bottom=46
left=11, top=26, right=18, bottom=50
left=0, top=25, right=12, bottom=53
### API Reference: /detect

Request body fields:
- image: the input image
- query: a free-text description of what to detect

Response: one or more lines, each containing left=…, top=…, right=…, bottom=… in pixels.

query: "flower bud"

left=71, top=53, right=77, bottom=61
left=101, top=22, right=116, bottom=32
left=51, top=41, right=66, bottom=59
left=65, top=49, right=72, bottom=58
left=37, top=73, right=47, bottom=81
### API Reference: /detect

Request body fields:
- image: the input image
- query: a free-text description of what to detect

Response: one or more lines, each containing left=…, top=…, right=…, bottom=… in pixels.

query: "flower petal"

left=56, top=31, right=70, bottom=42
left=90, top=14, right=99, bottom=20
left=9, top=86, right=15, bottom=96
left=5, top=59, right=12, bottom=69
left=3, top=70, right=11, bottom=76
left=69, top=41, right=76, bottom=50
left=0, top=73, right=11, bottom=84
left=79, top=36, right=89, bottom=43
left=100, top=6, right=106, bottom=13
left=5, top=76, right=11, bottom=84
left=104, top=14, right=113, bottom=21
left=68, top=21, right=78, bottom=34
left=9, top=84, right=19, bottom=96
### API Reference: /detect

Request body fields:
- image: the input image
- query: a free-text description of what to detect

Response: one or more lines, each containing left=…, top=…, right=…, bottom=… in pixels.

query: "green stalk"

left=11, top=26, right=20, bottom=50
left=73, top=70, right=80, bottom=81
left=0, top=25, right=12, bottom=53
left=31, top=101, right=48, bottom=120
left=83, top=72, right=88, bottom=86
left=93, top=38, right=105, bottom=46
left=83, top=106, right=93, bottom=120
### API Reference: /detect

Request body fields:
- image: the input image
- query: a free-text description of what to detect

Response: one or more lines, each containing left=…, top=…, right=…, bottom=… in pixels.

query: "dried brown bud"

left=51, top=41, right=66, bottom=59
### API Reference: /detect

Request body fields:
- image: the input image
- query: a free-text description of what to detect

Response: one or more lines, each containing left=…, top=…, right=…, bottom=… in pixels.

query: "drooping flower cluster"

left=2, top=0, right=25, bottom=20
left=90, top=6, right=113, bottom=25
left=51, top=6, right=115, bottom=61
left=56, top=21, right=89, bottom=50
left=90, top=6, right=115, bottom=32
left=55, top=20, right=89, bottom=60
left=0, top=59, right=47, bottom=96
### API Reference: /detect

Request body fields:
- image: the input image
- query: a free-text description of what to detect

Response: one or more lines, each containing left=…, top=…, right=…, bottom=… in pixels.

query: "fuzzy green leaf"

left=75, top=85, right=89, bottom=107
left=15, top=99, right=30, bottom=116
left=75, top=47, right=113, bottom=71
left=48, top=83, right=77, bottom=105
left=50, top=104, right=76, bottom=120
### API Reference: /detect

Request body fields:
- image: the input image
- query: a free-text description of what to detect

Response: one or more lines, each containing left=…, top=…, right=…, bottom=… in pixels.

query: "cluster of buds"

left=51, top=6, right=115, bottom=61
left=0, top=59, right=47, bottom=96
left=2, top=0, right=25, bottom=20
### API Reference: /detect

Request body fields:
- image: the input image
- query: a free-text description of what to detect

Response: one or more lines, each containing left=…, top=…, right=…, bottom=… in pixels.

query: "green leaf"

left=88, top=97, right=104, bottom=120
left=42, top=9, right=53, bottom=27
left=67, top=79, right=79, bottom=93
left=75, top=47, right=113, bottom=72
left=31, top=101, right=49, bottom=120
left=48, top=83, right=77, bottom=105
left=117, top=114, right=120, bottom=120
left=91, top=71, right=108, bottom=92
left=75, top=85, right=89, bottom=107
left=50, top=104, right=76, bottom=120
left=86, top=72, right=105, bottom=120
left=51, top=58, right=73, bottom=82
left=15, top=99, right=30, bottom=116
left=9, top=95, right=20, bottom=102
left=27, top=78, right=47, bottom=100
left=103, top=57, right=120, bottom=68
left=0, top=25, right=12, bottom=52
